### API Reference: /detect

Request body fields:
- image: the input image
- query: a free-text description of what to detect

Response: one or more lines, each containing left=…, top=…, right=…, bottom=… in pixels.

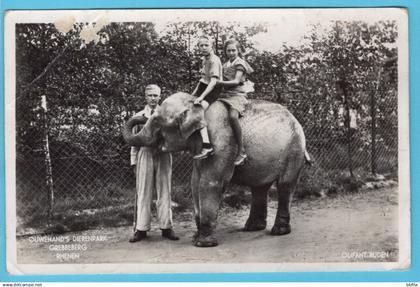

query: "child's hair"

left=224, top=38, right=243, bottom=57
left=198, top=35, right=214, bottom=47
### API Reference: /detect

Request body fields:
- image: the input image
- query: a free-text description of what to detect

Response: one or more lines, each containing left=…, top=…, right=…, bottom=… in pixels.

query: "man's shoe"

left=129, top=230, right=147, bottom=243
left=234, top=153, right=248, bottom=166
left=193, top=147, right=215, bottom=160
left=162, top=229, right=179, bottom=241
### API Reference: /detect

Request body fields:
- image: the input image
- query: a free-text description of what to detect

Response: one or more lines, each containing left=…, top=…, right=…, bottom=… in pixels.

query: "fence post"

left=371, top=68, right=382, bottom=176
left=41, top=95, right=55, bottom=219
left=340, top=81, right=354, bottom=178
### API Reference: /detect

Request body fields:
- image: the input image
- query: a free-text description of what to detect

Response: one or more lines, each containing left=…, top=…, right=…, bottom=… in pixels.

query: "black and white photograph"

left=4, top=8, right=409, bottom=274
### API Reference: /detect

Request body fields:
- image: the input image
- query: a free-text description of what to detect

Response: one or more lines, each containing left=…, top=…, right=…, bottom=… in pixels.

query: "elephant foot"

left=194, top=234, right=218, bottom=247
left=271, top=224, right=291, bottom=236
left=244, top=219, right=266, bottom=231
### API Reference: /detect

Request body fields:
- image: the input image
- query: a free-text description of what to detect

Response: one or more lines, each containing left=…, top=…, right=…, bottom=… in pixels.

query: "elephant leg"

left=191, top=164, right=200, bottom=243
left=271, top=182, right=295, bottom=236
left=244, top=184, right=270, bottom=231
left=195, top=178, right=224, bottom=247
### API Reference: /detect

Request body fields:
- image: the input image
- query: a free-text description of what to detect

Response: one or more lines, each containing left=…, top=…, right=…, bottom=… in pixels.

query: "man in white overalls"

left=129, top=84, right=179, bottom=242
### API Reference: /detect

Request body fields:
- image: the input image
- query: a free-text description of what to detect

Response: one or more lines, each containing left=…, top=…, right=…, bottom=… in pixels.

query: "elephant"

left=123, top=92, right=307, bottom=247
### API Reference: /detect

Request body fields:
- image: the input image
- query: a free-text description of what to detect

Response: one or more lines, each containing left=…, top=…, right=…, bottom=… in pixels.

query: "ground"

left=16, top=186, right=398, bottom=264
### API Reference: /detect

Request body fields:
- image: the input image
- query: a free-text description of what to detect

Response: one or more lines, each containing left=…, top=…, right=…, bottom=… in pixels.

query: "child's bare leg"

left=200, top=100, right=211, bottom=146
left=193, top=101, right=214, bottom=160
left=229, top=109, right=247, bottom=165
left=199, top=127, right=211, bottom=146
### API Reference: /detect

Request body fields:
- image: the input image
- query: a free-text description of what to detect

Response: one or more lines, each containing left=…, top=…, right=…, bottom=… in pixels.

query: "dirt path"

left=17, top=186, right=398, bottom=264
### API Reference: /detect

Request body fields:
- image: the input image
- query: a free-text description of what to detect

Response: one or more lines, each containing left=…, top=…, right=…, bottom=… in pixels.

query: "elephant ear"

left=178, top=105, right=206, bottom=140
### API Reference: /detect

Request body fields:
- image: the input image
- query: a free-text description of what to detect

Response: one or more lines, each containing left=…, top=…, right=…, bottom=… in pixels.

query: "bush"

left=295, top=166, right=365, bottom=199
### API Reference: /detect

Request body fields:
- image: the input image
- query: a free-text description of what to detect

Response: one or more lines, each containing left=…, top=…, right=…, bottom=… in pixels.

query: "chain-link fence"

left=15, top=77, right=398, bottom=235
left=289, top=87, right=398, bottom=198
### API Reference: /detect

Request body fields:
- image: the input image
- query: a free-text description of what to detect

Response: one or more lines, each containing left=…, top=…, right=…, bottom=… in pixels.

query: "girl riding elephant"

left=216, top=38, right=255, bottom=166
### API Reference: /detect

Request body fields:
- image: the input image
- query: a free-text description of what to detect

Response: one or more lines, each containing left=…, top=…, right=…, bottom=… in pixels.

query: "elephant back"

left=206, top=99, right=306, bottom=186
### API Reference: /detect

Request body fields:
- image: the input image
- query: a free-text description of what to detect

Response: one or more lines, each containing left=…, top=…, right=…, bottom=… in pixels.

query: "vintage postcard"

left=4, top=8, right=409, bottom=274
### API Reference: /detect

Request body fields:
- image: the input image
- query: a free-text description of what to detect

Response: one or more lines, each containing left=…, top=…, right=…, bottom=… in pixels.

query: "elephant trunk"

left=122, top=116, right=158, bottom=147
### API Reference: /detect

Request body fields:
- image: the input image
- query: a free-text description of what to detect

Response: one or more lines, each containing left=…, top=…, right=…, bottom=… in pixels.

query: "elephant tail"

left=304, top=149, right=314, bottom=166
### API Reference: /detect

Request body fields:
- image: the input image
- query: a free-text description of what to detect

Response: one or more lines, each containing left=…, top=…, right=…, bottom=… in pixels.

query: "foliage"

left=16, top=20, right=397, bottom=157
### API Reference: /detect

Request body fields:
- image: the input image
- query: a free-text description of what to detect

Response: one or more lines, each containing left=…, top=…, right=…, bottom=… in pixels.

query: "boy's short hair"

left=198, top=35, right=214, bottom=46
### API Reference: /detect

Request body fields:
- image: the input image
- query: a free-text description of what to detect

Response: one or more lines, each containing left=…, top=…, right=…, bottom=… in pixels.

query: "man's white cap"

left=145, top=84, right=161, bottom=95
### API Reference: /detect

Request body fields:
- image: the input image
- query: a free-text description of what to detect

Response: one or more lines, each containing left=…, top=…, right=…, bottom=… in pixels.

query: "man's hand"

left=132, top=165, right=136, bottom=175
